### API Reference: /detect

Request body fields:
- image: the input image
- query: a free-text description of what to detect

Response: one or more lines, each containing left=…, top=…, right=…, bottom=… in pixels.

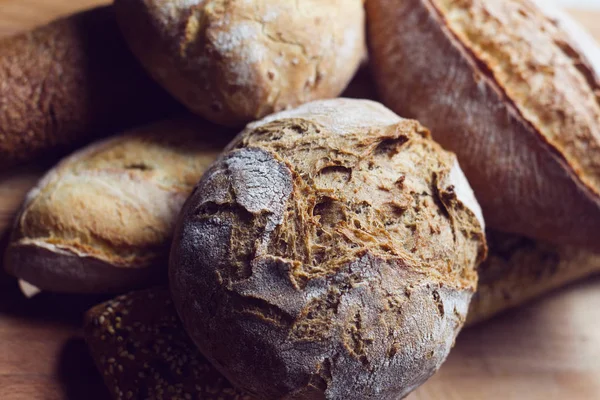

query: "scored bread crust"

left=113, top=0, right=366, bottom=126
left=4, top=117, right=229, bottom=294
left=170, top=99, right=486, bottom=399
left=367, top=0, right=600, bottom=249
left=0, top=6, right=178, bottom=169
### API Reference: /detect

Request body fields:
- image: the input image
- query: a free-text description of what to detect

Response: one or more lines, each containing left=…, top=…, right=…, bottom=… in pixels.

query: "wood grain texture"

left=0, top=2, right=599, bottom=400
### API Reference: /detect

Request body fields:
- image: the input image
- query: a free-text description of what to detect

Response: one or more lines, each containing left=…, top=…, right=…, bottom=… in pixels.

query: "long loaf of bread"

left=0, top=6, right=178, bottom=169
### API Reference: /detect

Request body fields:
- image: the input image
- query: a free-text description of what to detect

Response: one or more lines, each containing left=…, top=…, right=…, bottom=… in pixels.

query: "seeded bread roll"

left=0, top=6, right=178, bottom=169
left=169, top=99, right=486, bottom=399
left=467, top=230, right=600, bottom=325
left=367, top=0, right=600, bottom=249
left=4, top=117, right=230, bottom=294
left=113, top=0, right=366, bottom=126
left=84, top=288, right=253, bottom=400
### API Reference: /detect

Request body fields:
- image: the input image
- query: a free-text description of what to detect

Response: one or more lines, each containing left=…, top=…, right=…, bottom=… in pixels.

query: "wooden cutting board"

left=0, top=1, right=599, bottom=399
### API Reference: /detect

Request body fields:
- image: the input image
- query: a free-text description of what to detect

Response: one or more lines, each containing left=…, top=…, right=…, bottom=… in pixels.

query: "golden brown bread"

left=113, top=0, right=366, bottom=126
left=367, top=0, right=600, bottom=249
left=169, top=99, right=486, bottom=399
left=467, top=230, right=600, bottom=326
left=4, top=117, right=231, bottom=294
left=0, top=6, right=179, bottom=169
left=84, top=288, right=254, bottom=400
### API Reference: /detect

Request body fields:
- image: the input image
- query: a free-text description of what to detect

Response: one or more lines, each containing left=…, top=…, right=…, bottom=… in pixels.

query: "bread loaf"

left=113, top=0, right=366, bottom=126
left=84, top=288, right=253, bottom=400
left=367, top=0, right=600, bottom=249
left=4, top=117, right=230, bottom=294
left=467, top=230, right=600, bottom=325
left=0, top=6, right=179, bottom=169
left=169, top=99, right=486, bottom=399
left=86, top=232, right=600, bottom=400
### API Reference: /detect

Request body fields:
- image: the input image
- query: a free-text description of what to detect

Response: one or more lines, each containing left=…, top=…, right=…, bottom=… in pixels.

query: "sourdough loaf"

left=367, top=0, right=600, bottom=249
left=169, top=99, right=486, bottom=399
left=4, top=117, right=230, bottom=294
left=0, top=6, right=178, bottom=169
left=113, top=0, right=366, bottom=126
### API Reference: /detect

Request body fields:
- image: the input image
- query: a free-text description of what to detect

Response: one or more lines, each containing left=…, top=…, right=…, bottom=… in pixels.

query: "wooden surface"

left=0, top=1, right=599, bottom=399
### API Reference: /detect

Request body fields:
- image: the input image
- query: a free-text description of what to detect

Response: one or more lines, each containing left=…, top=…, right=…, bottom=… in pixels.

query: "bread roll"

left=0, top=6, right=179, bottom=169
left=113, top=0, right=366, bottom=126
left=4, top=117, right=230, bottom=294
left=86, top=234, right=600, bottom=400
left=367, top=0, right=600, bottom=249
left=84, top=288, right=253, bottom=400
left=467, top=230, right=600, bottom=325
left=169, top=99, right=486, bottom=399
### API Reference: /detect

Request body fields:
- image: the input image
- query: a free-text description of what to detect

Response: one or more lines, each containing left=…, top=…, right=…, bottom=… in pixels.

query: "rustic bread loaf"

left=467, top=230, right=600, bottom=326
left=4, top=117, right=230, bottom=294
left=169, top=99, right=486, bottom=399
left=86, top=234, right=600, bottom=400
left=0, top=6, right=179, bottom=169
left=367, top=0, right=600, bottom=249
left=113, top=0, right=366, bottom=127
left=84, top=288, right=253, bottom=400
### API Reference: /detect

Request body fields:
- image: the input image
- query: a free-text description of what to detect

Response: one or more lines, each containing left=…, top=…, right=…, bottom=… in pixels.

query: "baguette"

left=169, top=99, right=486, bottom=399
left=113, top=0, right=366, bottom=126
left=0, top=6, right=178, bottom=169
left=367, top=0, right=600, bottom=249
left=467, top=230, right=600, bottom=325
left=4, top=116, right=231, bottom=294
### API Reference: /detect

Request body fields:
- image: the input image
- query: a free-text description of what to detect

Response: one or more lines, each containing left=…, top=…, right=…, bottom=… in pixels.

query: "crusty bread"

left=84, top=288, right=254, bottom=400
left=0, top=6, right=179, bottom=169
left=4, top=117, right=231, bottom=294
left=367, top=0, right=600, bottom=249
left=113, top=0, right=366, bottom=126
left=86, top=233, right=600, bottom=399
left=467, top=229, right=600, bottom=325
left=169, top=99, right=486, bottom=399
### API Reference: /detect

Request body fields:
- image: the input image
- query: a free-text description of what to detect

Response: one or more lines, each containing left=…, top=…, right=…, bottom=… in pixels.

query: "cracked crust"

left=0, top=6, right=178, bottom=169
left=114, top=0, right=366, bottom=126
left=4, top=117, right=231, bottom=294
left=467, top=229, right=600, bottom=325
left=367, top=0, right=600, bottom=249
left=169, top=99, right=486, bottom=399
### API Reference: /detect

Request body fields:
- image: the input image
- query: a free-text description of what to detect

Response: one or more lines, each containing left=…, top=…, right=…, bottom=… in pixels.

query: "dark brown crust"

left=84, top=288, right=254, bottom=400
left=0, top=6, right=179, bottom=169
left=170, top=99, right=485, bottom=399
left=367, top=0, right=600, bottom=249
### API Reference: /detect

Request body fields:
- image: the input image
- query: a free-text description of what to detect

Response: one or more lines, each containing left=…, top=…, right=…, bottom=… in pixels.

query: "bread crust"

left=170, top=99, right=486, bottom=399
left=367, top=0, right=600, bottom=249
left=0, top=6, right=179, bottom=169
left=84, top=288, right=254, bottom=400
left=114, top=0, right=366, bottom=126
left=4, top=117, right=230, bottom=294
left=467, top=229, right=600, bottom=325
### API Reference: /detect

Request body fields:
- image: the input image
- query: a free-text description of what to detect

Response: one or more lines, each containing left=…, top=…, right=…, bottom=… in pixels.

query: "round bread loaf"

left=367, top=0, right=600, bottom=249
left=169, top=99, right=486, bottom=399
left=113, top=0, right=366, bottom=126
left=4, top=117, right=230, bottom=294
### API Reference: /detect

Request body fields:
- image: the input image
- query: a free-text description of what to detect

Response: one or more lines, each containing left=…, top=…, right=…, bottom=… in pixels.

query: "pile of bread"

left=1, top=0, right=599, bottom=399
